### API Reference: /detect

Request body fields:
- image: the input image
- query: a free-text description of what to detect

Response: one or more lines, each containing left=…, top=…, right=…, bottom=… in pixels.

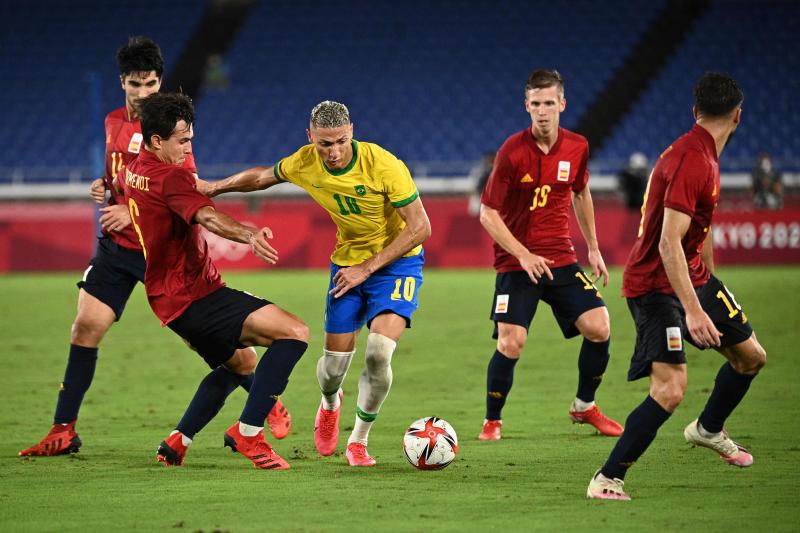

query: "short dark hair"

left=139, top=93, right=194, bottom=147
left=116, top=36, right=164, bottom=78
left=694, top=72, right=743, bottom=117
left=525, top=69, right=564, bottom=95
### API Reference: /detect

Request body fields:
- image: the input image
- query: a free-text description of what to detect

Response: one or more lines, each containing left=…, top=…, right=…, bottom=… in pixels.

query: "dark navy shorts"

left=168, top=287, right=271, bottom=368
left=626, top=274, right=754, bottom=381
left=489, top=262, right=606, bottom=339
left=77, top=237, right=145, bottom=320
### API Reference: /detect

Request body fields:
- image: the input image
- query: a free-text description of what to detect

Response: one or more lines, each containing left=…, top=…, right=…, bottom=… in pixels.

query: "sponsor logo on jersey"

left=666, top=327, right=682, bottom=351
left=354, top=185, right=366, bottom=196
left=557, top=161, right=570, bottom=181
left=520, top=174, right=534, bottom=183
left=128, top=132, right=143, bottom=154
left=495, top=294, right=509, bottom=314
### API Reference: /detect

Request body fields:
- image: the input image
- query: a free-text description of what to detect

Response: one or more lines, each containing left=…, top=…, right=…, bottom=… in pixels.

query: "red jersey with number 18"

left=122, top=149, right=223, bottom=325
left=103, top=106, right=197, bottom=251
left=622, top=124, right=720, bottom=298
left=481, top=127, right=590, bottom=272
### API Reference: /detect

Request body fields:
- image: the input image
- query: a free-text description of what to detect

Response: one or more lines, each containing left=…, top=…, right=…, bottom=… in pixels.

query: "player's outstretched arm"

left=660, top=207, right=721, bottom=347
left=479, top=203, right=553, bottom=284
left=203, top=166, right=280, bottom=198
left=329, top=197, right=432, bottom=298
left=194, top=205, right=278, bottom=264
left=572, top=187, right=609, bottom=286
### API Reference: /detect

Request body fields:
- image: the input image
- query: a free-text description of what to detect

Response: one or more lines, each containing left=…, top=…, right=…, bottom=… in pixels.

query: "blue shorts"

left=324, top=251, right=424, bottom=334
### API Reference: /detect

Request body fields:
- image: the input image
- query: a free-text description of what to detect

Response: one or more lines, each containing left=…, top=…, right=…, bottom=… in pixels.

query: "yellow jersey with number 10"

left=274, top=140, right=422, bottom=266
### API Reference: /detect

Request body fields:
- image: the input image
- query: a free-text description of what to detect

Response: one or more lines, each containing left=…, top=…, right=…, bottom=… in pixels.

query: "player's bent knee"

left=227, top=348, right=257, bottom=375
left=576, top=308, right=610, bottom=342
left=729, top=338, right=767, bottom=375
left=653, top=386, right=684, bottom=412
left=753, top=343, right=767, bottom=371
left=740, top=345, right=767, bottom=375
left=650, top=371, right=686, bottom=412
left=757, top=348, right=767, bottom=370
left=583, top=324, right=610, bottom=343
left=273, top=319, right=310, bottom=343
left=239, top=348, right=258, bottom=374
left=365, top=332, right=396, bottom=371
left=288, top=321, right=311, bottom=343
left=497, top=334, right=526, bottom=357
left=70, top=319, right=111, bottom=346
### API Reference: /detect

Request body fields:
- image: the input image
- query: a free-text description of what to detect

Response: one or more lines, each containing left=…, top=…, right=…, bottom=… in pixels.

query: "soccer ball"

left=403, top=416, right=458, bottom=470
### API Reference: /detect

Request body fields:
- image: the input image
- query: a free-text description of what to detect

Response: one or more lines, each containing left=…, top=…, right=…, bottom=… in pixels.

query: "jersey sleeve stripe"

left=391, top=190, right=419, bottom=208
left=273, top=160, right=285, bottom=182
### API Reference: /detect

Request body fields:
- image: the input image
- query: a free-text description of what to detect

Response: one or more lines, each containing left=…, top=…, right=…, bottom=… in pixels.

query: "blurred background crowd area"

left=0, top=0, right=797, bottom=208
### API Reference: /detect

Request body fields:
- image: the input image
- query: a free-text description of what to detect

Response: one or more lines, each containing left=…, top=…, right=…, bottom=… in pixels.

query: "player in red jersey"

left=588, top=73, right=766, bottom=500
left=19, top=37, right=289, bottom=459
left=477, top=69, right=622, bottom=441
left=123, top=92, right=308, bottom=469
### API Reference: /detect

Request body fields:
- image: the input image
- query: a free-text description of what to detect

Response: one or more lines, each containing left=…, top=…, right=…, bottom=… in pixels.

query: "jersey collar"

left=526, top=127, right=563, bottom=155
left=322, top=140, right=359, bottom=176
left=692, top=124, right=719, bottom=162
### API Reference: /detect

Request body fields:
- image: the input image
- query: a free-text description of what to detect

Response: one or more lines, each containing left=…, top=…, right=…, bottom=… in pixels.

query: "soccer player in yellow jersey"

left=204, top=101, right=431, bottom=466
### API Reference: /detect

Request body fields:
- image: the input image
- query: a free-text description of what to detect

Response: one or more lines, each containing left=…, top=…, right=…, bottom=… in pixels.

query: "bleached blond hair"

left=310, top=100, right=350, bottom=129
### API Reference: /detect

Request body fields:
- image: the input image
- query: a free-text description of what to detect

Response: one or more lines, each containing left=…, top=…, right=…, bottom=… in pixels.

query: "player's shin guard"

left=317, top=348, right=355, bottom=408
left=485, top=350, right=517, bottom=420
left=54, top=345, right=98, bottom=424
left=240, top=339, right=307, bottom=427
left=176, top=366, right=248, bottom=439
left=698, top=362, right=756, bottom=434
left=576, top=338, right=610, bottom=403
left=349, top=333, right=396, bottom=444
left=601, top=396, right=670, bottom=480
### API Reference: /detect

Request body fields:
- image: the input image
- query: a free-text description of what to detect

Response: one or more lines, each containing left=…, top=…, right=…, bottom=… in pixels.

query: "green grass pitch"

left=1, top=267, right=799, bottom=532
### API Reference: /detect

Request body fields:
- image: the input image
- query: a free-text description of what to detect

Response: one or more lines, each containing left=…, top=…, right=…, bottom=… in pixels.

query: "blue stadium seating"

left=598, top=0, right=800, bottom=171
left=192, top=0, right=665, bottom=174
left=1, top=0, right=795, bottom=183
left=0, top=0, right=204, bottom=173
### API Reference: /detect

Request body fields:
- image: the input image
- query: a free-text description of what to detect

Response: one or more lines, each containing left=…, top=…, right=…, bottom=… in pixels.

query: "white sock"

left=238, top=422, right=262, bottom=437
left=348, top=418, right=372, bottom=446
left=317, top=349, right=355, bottom=409
left=697, top=421, right=718, bottom=438
left=573, top=398, right=595, bottom=412
left=170, top=429, right=192, bottom=447
left=322, top=389, right=342, bottom=411
left=347, top=333, right=396, bottom=445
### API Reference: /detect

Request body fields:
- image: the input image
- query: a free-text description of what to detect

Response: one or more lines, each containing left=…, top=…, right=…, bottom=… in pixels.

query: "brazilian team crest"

left=354, top=185, right=366, bottom=196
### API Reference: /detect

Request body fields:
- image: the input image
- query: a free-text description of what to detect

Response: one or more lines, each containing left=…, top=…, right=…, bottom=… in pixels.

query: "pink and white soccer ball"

left=403, top=416, right=459, bottom=470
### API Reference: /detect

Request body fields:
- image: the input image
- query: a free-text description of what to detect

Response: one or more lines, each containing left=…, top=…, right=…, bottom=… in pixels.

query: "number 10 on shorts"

left=391, top=277, right=416, bottom=301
